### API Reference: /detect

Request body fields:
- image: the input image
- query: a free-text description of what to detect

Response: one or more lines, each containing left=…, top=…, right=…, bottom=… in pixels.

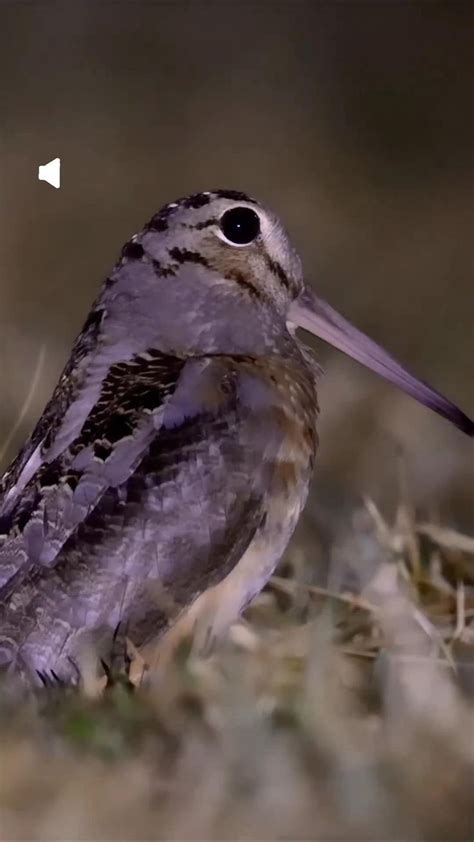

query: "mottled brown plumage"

left=0, top=190, right=471, bottom=685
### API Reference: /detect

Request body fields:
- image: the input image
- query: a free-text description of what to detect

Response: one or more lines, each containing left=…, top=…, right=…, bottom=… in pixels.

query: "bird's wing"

left=0, top=349, right=184, bottom=593
left=0, top=351, right=274, bottom=608
left=0, top=306, right=106, bottom=513
left=0, top=352, right=280, bottom=678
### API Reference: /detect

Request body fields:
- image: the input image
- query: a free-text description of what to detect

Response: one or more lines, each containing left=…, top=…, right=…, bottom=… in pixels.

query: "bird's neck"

left=100, top=260, right=290, bottom=358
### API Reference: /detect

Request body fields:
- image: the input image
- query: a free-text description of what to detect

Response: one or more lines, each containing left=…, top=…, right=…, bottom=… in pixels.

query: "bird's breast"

left=236, top=351, right=320, bottom=537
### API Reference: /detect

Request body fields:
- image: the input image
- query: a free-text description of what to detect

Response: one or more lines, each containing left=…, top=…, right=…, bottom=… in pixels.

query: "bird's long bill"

left=290, top=286, right=473, bottom=436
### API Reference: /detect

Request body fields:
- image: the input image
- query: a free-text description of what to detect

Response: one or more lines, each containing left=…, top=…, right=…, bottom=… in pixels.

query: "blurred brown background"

left=0, top=1, right=472, bottom=531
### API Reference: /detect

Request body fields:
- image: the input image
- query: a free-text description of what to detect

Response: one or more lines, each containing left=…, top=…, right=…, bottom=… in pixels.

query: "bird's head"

left=105, top=189, right=472, bottom=436
left=141, top=189, right=304, bottom=314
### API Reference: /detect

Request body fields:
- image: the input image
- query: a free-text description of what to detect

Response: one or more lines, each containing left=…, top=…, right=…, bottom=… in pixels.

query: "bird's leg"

left=143, top=543, right=277, bottom=670
left=102, top=621, right=133, bottom=683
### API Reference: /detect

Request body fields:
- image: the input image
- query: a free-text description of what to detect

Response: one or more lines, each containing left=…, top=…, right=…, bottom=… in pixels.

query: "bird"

left=0, top=189, right=472, bottom=685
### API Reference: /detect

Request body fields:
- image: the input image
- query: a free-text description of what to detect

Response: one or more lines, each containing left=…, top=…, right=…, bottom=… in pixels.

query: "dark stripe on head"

left=146, top=214, right=170, bottom=232
left=121, top=241, right=145, bottom=260
left=182, top=192, right=212, bottom=209
left=152, top=258, right=176, bottom=278
left=190, top=217, right=218, bottom=230
left=226, top=269, right=261, bottom=299
left=168, top=247, right=210, bottom=268
left=145, top=191, right=256, bottom=234
left=146, top=201, right=180, bottom=233
left=213, top=189, right=256, bottom=203
left=265, top=255, right=292, bottom=292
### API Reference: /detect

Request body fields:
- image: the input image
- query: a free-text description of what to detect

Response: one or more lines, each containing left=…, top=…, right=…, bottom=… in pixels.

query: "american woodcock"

left=0, top=190, right=472, bottom=684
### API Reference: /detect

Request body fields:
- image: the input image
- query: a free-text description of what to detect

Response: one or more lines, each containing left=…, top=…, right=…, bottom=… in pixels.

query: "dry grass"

left=0, top=498, right=473, bottom=841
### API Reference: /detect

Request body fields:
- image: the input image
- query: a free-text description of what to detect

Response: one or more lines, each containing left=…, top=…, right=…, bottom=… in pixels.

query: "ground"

left=1, top=497, right=473, bottom=841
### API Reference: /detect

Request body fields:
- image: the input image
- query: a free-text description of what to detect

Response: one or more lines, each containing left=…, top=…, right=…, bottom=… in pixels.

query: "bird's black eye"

left=220, top=207, right=261, bottom=245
